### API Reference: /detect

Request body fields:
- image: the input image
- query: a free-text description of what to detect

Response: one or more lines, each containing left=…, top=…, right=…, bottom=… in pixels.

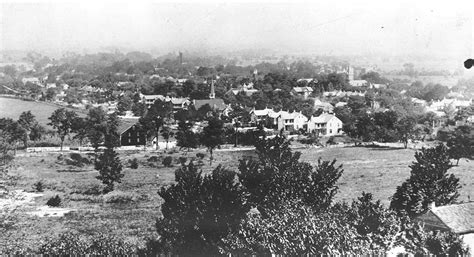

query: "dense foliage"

left=95, top=148, right=124, bottom=193
left=155, top=163, right=249, bottom=256
left=390, top=144, right=461, bottom=217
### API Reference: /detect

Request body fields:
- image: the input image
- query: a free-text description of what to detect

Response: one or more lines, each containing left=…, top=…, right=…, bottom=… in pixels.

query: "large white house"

left=277, top=111, right=308, bottom=132
left=307, top=113, right=343, bottom=136
left=250, top=108, right=279, bottom=125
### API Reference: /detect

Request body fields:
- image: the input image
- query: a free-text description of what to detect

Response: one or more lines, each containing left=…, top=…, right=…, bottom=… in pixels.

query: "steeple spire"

left=209, top=78, right=215, bottom=99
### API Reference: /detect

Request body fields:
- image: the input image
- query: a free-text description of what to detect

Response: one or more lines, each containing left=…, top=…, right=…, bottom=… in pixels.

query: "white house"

left=250, top=108, right=279, bottom=125
left=22, top=77, right=41, bottom=85
left=349, top=80, right=369, bottom=87
left=292, top=86, right=313, bottom=99
left=307, top=113, right=343, bottom=136
left=297, top=78, right=317, bottom=84
left=313, top=99, right=334, bottom=113
left=141, top=94, right=165, bottom=108
left=276, top=111, right=308, bottom=132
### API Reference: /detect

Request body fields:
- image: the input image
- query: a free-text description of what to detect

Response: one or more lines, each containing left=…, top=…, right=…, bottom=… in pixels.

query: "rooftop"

left=428, top=202, right=474, bottom=234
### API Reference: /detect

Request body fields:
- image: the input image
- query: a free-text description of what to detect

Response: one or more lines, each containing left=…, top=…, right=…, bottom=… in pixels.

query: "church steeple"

left=209, top=78, right=215, bottom=99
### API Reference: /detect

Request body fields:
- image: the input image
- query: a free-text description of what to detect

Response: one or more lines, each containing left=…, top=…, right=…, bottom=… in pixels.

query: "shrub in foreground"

left=46, top=195, right=61, bottom=207
left=162, top=156, right=173, bottom=167
left=155, top=163, right=249, bottom=255
left=103, top=191, right=138, bottom=204
left=390, top=144, right=460, bottom=217
left=128, top=158, right=139, bottom=169
left=33, top=181, right=44, bottom=192
left=38, top=232, right=136, bottom=255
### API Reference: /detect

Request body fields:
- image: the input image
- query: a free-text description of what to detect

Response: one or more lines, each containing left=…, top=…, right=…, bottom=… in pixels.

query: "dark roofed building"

left=193, top=99, right=227, bottom=111
left=118, top=118, right=146, bottom=146
left=416, top=202, right=474, bottom=252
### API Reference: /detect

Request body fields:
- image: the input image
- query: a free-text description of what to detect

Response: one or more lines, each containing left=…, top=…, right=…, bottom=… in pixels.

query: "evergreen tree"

left=176, top=120, right=198, bottom=151
left=238, top=135, right=343, bottom=212
left=155, top=163, right=249, bottom=255
left=95, top=147, right=124, bottom=193
left=390, top=144, right=460, bottom=217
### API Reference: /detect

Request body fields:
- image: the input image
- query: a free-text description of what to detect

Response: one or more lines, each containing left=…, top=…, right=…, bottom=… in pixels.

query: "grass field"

left=0, top=97, right=85, bottom=128
left=1, top=145, right=473, bottom=252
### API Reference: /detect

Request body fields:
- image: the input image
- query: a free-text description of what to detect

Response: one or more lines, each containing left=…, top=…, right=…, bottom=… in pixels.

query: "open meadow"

left=0, top=97, right=85, bottom=128
left=1, top=145, right=473, bottom=251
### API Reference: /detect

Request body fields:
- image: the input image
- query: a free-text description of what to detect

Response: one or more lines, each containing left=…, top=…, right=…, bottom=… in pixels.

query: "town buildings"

left=307, top=113, right=343, bottom=136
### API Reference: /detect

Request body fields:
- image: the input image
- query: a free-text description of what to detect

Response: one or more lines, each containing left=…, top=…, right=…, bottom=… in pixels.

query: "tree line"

left=141, top=135, right=468, bottom=255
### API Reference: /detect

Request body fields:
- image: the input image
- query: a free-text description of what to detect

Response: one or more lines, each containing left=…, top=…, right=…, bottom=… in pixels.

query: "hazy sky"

left=1, top=0, right=473, bottom=58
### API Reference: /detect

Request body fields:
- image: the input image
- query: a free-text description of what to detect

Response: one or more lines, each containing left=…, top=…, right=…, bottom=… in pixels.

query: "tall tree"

left=200, top=117, right=224, bottom=165
left=95, top=147, right=123, bottom=193
left=447, top=125, right=474, bottom=165
left=48, top=108, right=78, bottom=151
left=395, top=116, right=418, bottom=149
left=139, top=99, right=173, bottom=150
left=390, top=144, right=461, bottom=217
left=238, top=135, right=343, bottom=212
left=160, top=125, right=174, bottom=150
left=17, top=111, right=37, bottom=148
left=29, top=122, right=45, bottom=143
left=86, top=107, right=108, bottom=151
left=176, top=120, right=198, bottom=151
left=155, top=163, right=249, bottom=255
left=71, top=117, right=88, bottom=146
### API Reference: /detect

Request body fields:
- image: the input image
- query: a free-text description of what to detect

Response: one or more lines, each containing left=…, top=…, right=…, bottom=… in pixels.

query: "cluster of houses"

left=411, top=96, right=473, bottom=118
left=249, top=108, right=343, bottom=136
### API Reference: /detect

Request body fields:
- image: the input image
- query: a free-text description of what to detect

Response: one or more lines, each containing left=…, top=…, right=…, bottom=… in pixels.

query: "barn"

left=118, top=118, right=146, bottom=146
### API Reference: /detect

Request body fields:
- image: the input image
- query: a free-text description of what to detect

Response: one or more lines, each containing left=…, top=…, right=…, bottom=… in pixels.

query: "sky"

left=1, top=0, right=473, bottom=59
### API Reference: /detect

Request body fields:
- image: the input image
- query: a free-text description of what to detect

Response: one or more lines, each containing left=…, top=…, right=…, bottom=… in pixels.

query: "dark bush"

left=38, top=232, right=136, bottom=255
left=33, top=181, right=44, bottom=192
left=178, top=157, right=187, bottom=165
left=196, top=153, right=205, bottom=159
left=31, top=142, right=60, bottom=147
left=129, top=158, right=139, bottom=169
left=162, top=156, right=173, bottom=167
left=103, top=191, right=138, bottom=204
left=71, top=184, right=103, bottom=195
left=46, top=195, right=61, bottom=207
left=69, top=153, right=91, bottom=165
left=147, top=156, right=160, bottom=163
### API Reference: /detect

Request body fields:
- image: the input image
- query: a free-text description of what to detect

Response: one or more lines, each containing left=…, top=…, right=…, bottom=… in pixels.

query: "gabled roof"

left=279, top=111, right=306, bottom=120
left=297, top=78, right=318, bottom=83
left=310, top=113, right=340, bottom=124
left=349, top=80, right=369, bottom=87
left=169, top=97, right=189, bottom=105
left=292, top=86, right=313, bottom=93
left=426, top=202, right=474, bottom=234
left=118, top=118, right=141, bottom=135
left=142, top=94, right=165, bottom=101
left=193, top=98, right=227, bottom=110
left=252, top=108, right=272, bottom=116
